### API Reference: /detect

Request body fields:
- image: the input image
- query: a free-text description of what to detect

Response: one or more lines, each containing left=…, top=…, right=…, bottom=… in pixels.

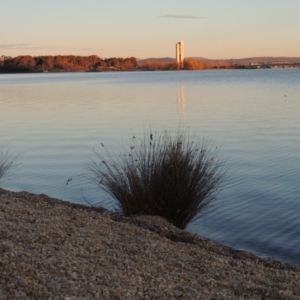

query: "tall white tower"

left=176, top=40, right=184, bottom=69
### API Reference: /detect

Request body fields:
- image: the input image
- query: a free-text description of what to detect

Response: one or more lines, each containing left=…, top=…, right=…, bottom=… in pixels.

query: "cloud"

left=161, top=14, right=205, bottom=19
left=256, top=48, right=279, bottom=51
left=73, top=47, right=104, bottom=51
left=0, top=44, right=53, bottom=50
left=0, top=44, right=65, bottom=51
left=0, top=44, right=30, bottom=49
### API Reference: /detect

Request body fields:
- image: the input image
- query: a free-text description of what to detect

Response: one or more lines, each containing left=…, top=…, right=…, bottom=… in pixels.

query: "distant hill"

left=192, top=57, right=300, bottom=64
left=139, top=56, right=300, bottom=65
left=138, top=57, right=176, bottom=65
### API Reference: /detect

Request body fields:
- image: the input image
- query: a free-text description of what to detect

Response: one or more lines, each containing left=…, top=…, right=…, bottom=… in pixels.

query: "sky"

left=1, top=0, right=300, bottom=59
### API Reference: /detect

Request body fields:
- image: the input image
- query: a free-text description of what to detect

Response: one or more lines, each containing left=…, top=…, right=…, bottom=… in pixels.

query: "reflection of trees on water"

left=177, top=85, right=186, bottom=117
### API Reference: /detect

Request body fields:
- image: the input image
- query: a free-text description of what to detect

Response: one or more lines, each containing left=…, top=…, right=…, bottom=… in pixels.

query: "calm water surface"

left=1, top=70, right=300, bottom=265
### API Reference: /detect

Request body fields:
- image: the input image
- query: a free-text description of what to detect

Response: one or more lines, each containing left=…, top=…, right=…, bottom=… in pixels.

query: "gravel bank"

left=1, top=188, right=299, bottom=299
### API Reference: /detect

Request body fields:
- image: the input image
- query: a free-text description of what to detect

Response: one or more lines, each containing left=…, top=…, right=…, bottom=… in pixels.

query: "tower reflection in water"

left=177, top=85, right=186, bottom=117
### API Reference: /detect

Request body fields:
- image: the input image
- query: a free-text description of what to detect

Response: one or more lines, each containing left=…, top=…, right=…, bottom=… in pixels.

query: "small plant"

left=89, top=129, right=225, bottom=229
left=0, top=146, right=18, bottom=183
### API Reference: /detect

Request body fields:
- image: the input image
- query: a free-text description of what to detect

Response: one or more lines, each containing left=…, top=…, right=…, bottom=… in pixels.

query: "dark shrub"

left=89, top=129, right=225, bottom=229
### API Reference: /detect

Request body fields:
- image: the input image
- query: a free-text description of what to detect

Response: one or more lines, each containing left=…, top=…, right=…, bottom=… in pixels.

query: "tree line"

left=138, top=59, right=233, bottom=70
left=0, top=55, right=137, bottom=73
left=0, top=55, right=238, bottom=73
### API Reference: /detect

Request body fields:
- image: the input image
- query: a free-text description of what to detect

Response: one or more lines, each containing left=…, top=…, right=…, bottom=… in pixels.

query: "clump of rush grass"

left=88, top=129, right=226, bottom=229
left=0, top=146, right=18, bottom=184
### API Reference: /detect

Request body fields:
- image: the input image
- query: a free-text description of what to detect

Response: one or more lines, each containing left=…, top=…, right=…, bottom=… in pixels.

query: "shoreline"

left=1, top=187, right=300, bottom=299
left=1, top=67, right=299, bottom=75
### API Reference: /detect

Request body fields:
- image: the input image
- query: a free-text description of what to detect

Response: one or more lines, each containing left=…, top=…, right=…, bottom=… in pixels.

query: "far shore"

left=1, top=67, right=299, bottom=75
left=1, top=54, right=300, bottom=74
left=1, top=187, right=300, bottom=299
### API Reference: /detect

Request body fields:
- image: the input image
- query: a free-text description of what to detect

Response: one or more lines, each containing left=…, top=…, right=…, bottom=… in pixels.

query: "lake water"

left=1, top=70, right=300, bottom=266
